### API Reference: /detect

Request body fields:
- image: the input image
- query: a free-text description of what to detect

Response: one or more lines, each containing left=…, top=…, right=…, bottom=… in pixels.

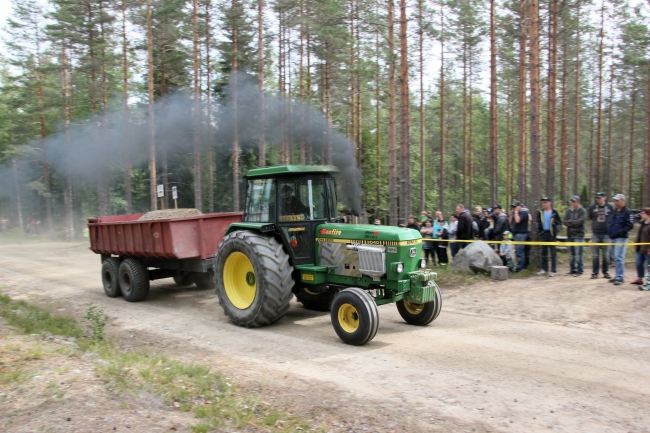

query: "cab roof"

left=246, top=165, right=340, bottom=179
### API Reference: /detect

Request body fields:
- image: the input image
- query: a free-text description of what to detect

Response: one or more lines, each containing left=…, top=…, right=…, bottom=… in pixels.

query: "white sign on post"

left=156, top=184, right=164, bottom=198
left=172, top=186, right=178, bottom=200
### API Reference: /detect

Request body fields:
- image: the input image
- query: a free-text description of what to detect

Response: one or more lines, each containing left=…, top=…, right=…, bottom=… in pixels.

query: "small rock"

left=66, top=418, right=71, bottom=421
left=173, top=402, right=180, bottom=408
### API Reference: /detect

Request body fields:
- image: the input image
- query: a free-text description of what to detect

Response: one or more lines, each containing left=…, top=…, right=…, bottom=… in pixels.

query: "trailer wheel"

left=118, top=258, right=150, bottom=302
left=194, top=270, right=216, bottom=291
left=396, top=285, right=442, bottom=326
left=215, top=231, right=294, bottom=327
left=330, top=288, right=379, bottom=346
left=101, top=257, right=121, bottom=298
left=173, top=272, right=194, bottom=287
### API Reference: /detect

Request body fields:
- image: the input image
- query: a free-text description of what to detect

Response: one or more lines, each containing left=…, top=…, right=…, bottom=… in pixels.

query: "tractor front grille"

left=359, top=250, right=386, bottom=278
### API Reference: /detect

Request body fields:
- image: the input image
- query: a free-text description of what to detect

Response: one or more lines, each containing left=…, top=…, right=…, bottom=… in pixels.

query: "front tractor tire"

left=118, top=258, right=150, bottom=302
left=396, top=285, right=442, bottom=326
left=330, top=288, right=379, bottom=346
left=215, top=231, right=294, bottom=327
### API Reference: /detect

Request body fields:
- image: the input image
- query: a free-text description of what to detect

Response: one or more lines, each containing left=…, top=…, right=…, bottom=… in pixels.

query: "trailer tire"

left=101, top=257, right=121, bottom=298
left=194, top=270, right=216, bottom=291
left=396, top=285, right=442, bottom=326
left=215, top=231, right=294, bottom=327
left=173, top=272, right=194, bottom=287
left=295, top=241, right=344, bottom=311
left=118, top=258, right=150, bottom=302
left=330, top=288, right=379, bottom=346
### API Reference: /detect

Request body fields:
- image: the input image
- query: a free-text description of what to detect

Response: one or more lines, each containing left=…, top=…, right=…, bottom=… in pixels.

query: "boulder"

left=450, top=241, right=503, bottom=274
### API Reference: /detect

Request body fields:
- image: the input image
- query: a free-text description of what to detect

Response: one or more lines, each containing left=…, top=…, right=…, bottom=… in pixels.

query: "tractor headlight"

left=396, top=262, right=404, bottom=273
left=420, top=258, right=426, bottom=269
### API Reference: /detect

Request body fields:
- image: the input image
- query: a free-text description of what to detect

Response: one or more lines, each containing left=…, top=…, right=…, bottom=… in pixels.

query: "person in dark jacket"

left=535, top=197, right=562, bottom=276
left=564, top=195, right=587, bottom=276
left=588, top=192, right=614, bottom=279
left=491, top=205, right=509, bottom=245
left=509, top=201, right=529, bottom=272
left=607, top=193, right=634, bottom=285
left=455, top=204, right=473, bottom=250
left=406, top=215, right=420, bottom=231
left=473, top=206, right=489, bottom=239
left=632, top=208, right=650, bottom=287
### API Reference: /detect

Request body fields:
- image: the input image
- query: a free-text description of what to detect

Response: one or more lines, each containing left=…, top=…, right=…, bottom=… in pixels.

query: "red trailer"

left=88, top=212, right=243, bottom=301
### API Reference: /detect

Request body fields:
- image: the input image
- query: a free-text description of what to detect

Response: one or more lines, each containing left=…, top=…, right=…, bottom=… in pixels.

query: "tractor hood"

left=315, top=223, right=422, bottom=246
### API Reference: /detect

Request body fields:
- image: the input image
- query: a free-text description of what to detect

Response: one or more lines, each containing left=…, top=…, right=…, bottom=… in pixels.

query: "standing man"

left=473, top=206, right=488, bottom=239
left=406, top=215, right=421, bottom=231
left=588, top=192, right=614, bottom=279
left=509, top=201, right=530, bottom=272
left=607, top=194, right=634, bottom=286
left=433, top=211, right=449, bottom=266
left=455, top=204, right=473, bottom=250
left=564, top=195, right=587, bottom=276
left=535, top=197, right=562, bottom=276
left=491, top=205, right=509, bottom=247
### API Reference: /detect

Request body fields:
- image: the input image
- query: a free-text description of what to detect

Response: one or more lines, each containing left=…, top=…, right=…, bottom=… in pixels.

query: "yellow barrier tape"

left=421, top=238, right=650, bottom=247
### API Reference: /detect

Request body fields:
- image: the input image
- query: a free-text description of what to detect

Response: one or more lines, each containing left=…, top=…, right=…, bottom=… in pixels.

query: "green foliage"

left=84, top=304, right=108, bottom=343
left=0, top=292, right=82, bottom=338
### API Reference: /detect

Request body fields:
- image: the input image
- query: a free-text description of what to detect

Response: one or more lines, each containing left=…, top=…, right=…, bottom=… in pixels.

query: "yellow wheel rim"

left=403, top=300, right=424, bottom=315
left=337, top=303, right=360, bottom=333
left=223, top=252, right=256, bottom=309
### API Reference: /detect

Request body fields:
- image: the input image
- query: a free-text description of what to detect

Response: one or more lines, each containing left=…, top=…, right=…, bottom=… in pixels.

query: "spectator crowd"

left=396, top=192, right=650, bottom=291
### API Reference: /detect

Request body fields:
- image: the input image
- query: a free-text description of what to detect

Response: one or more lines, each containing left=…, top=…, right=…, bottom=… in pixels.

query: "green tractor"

left=215, top=165, right=442, bottom=345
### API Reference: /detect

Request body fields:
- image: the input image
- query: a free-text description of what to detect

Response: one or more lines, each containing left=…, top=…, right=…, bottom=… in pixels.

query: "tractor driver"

left=280, top=185, right=308, bottom=217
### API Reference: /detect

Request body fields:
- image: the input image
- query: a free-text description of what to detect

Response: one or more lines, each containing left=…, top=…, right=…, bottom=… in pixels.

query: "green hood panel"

left=315, top=223, right=422, bottom=245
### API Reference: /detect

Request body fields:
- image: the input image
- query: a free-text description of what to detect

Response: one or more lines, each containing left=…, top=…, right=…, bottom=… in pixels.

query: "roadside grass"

left=0, top=292, right=321, bottom=432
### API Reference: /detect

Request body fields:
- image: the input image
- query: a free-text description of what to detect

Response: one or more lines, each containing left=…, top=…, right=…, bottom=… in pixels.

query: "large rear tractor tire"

left=330, top=288, right=379, bottom=346
left=101, top=257, right=121, bottom=298
left=215, top=231, right=294, bottom=327
left=118, top=258, right=150, bottom=302
left=396, top=285, right=442, bottom=326
left=173, top=272, right=194, bottom=287
left=295, top=241, right=345, bottom=311
left=194, top=270, right=216, bottom=291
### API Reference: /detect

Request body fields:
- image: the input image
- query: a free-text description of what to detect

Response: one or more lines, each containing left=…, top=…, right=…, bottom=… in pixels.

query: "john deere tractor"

left=215, top=165, right=442, bottom=345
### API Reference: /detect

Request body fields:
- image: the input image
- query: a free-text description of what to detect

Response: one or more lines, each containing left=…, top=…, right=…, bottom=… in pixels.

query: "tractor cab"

left=243, top=165, right=340, bottom=265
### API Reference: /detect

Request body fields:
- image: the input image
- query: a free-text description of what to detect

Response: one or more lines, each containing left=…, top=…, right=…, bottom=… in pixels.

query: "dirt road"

left=1, top=242, right=649, bottom=432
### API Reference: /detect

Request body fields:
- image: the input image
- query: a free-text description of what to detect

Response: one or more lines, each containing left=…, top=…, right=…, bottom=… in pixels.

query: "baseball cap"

left=540, top=196, right=551, bottom=201
left=511, top=201, right=522, bottom=208
left=503, top=230, right=511, bottom=235
left=570, top=195, right=581, bottom=202
left=613, top=193, right=625, bottom=201
left=595, top=192, right=606, bottom=198
left=493, top=204, right=502, bottom=209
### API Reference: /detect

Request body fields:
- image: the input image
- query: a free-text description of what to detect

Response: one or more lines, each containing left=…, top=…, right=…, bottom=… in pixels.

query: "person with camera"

left=535, top=197, right=563, bottom=276
left=433, top=211, right=449, bottom=266
left=607, top=194, right=634, bottom=285
left=632, top=208, right=650, bottom=287
left=588, top=192, right=614, bottom=279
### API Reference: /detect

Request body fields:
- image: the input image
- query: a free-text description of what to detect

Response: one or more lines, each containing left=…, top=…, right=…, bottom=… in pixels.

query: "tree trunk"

left=439, top=2, right=445, bottom=212
left=546, top=0, right=558, bottom=199
left=206, top=3, right=214, bottom=213
left=388, top=0, right=397, bottom=225
left=147, top=0, right=157, bottom=211
left=122, top=0, right=132, bottom=214
left=573, top=0, right=581, bottom=195
left=193, top=0, right=202, bottom=211
left=595, top=1, right=605, bottom=193
left=528, top=0, right=542, bottom=265
left=517, top=0, right=528, bottom=203
left=232, top=0, right=240, bottom=211
left=462, top=41, right=468, bottom=205
left=399, top=0, right=410, bottom=219
left=628, top=83, right=636, bottom=203
left=645, top=54, right=650, bottom=205
left=258, top=0, right=265, bottom=166
left=560, top=43, right=568, bottom=200
left=12, top=159, right=24, bottom=236
left=62, top=45, right=75, bottom=238
left=605, top=63, right=614, bottom=197
left=418, top=0, right=425, bottom=213
left=375, top=11, right=381, bottom=218
left=489, top=0, right=498, bottom=205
